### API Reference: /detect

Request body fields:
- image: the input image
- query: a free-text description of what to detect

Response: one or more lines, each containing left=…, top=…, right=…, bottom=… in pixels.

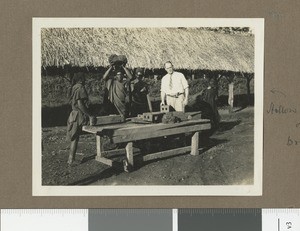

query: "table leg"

left=95, top=135, right=113, bottom=166
left=191, top=131, right=199, bottom=156
left=125, top=142, right=134, bottom=170
left=96, top=135, right=104, bottom=157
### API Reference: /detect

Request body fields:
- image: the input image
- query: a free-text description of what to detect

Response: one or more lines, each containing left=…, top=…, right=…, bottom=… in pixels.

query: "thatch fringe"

left=41, top=28, right=254, bottom=73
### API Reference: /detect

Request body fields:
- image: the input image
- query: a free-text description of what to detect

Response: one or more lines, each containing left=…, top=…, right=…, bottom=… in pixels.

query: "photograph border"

left=32, top=18, right=264, bottom=196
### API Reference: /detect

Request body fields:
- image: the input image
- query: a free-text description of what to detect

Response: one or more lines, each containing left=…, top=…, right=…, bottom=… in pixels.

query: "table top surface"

left=82, top=118, right=211, bottom=134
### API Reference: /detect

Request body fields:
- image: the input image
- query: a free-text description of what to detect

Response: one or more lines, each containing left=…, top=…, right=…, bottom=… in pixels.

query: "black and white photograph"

left=33, top=18, right=264, bottom=196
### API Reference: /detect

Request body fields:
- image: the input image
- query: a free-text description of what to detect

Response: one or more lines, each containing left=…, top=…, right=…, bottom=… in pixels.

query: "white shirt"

left=161, top=71, right=189, bottom=95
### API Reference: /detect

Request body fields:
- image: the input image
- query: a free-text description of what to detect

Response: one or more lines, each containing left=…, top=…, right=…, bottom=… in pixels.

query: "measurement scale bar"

left=1, top=209, right=299, bottom=231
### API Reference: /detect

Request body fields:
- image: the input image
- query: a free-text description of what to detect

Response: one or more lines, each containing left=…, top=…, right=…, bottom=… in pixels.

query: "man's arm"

left=77, top=99, right=95, bottom=125
left=122, top=66, right=133, bottom=80
left=103, top=66, right=113, bottom=81
left=160, top=77, right=166, bottom=105
left=181, top=74, right=189, bottom=105
left=161, top=91, right=166, bottom=105
left=183, top=87, right=189, bottom=106
left=141, top=83, right=148, bottom=93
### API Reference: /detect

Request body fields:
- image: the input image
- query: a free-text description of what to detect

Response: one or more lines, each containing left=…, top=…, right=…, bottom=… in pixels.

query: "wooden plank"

left=95, top=156, right=113, bottom=166
left=102, top=119, right=210, bottom=135
left=105, top=147, right=140, bottom=158
left=130, top=117, right=152, bottom=124
left=191, top=132, right=199, bottom=156
left=95, top=115, right=125, bottom=125
left=96, top=135, right=104, bottom=157
left=166, top=112, right=202, bottom=121
left=82, top=147, right=140, bottom=159
left=88, top=120, right=172, bottom=135
left=83, top=122, right=140, bottom=134
left=142, top=146, right=191, bottom=161
left=81, top=148, right=140, bottom=164
left=109, top=123, right=211, bottom=143
left=186, top=112, right=202, bottom=120
left=106, top=123, right=211, bottom=143
left=83, top=119, right=210, bottom=135
left=186, top=111, right=202, bottom=117
left=82, top=126, right=99, bottom=134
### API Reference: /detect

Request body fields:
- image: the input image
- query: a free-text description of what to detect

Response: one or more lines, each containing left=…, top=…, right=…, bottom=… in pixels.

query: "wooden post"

left=125, top=142, right=134, bottom=170
left=96, top=135, right=104, bottom=157
left=191, top=70, right=195, bottom=80
left=228, top=82, right=234, bottom=113
left=244, top=73, right=253, bottom=106
left=216, top=74, right=223, bottom=98
left=191, top=132, right=199, bottom=156
left=225, top=73, right=235, bottom=113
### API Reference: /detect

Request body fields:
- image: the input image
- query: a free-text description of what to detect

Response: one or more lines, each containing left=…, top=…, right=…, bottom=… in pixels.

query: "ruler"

left=262, top=209, right=300, bottom=231
left=1, top=209, right=299, bottom=231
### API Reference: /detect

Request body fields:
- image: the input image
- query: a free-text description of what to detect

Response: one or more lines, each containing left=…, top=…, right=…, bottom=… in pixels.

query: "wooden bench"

left=83, top=119, right=211, bottom=171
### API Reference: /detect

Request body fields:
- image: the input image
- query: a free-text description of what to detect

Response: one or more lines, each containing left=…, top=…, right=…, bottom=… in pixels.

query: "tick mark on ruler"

left=278, top=218, right=280, bottom=231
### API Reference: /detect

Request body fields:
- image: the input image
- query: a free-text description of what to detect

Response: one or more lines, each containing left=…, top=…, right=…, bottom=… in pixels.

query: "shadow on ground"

left=218, top=120, right=241, bottom=132
left=68, top=164, right=124, bottom=185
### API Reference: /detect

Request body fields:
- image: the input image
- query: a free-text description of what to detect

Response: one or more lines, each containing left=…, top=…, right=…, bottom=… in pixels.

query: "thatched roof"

left=41, top=28, right=254, bottom=73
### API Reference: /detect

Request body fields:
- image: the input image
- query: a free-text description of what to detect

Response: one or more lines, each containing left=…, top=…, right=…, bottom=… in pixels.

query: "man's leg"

left=166, top=96, right=176, bottom=111
left=68, top=136, right=79, bottom=164
left=174, top=95, right=185, bottom=112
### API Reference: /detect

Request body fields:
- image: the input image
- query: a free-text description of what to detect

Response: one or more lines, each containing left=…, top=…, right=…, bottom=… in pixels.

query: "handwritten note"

left=267, top=102, right=297, bottom=114
left=267, top=88, right=299, bottom=147
left=286, top=136, right=300, bottom=146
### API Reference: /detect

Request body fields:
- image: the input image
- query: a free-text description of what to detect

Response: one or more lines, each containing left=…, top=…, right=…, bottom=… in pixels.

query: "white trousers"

left=166, top=94, right=185, bottom=112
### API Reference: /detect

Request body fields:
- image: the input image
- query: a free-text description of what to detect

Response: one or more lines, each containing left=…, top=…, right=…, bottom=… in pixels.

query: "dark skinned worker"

left=103, top=64, right=133, bottom=118
left=131, top=68, right=149, bottom=116
left=66, top=72, right=95, bottom=165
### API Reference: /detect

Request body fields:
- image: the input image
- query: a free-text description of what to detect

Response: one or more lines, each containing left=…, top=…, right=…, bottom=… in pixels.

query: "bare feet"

left=123, top=159, right=129, bottom=172
left=67, top=160, right=79, bottom=167
left=67, top=158, right=74, bottom=165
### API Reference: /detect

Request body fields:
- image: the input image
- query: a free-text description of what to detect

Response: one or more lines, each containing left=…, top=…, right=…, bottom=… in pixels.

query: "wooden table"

left=83, top=119, right=211, bottom=170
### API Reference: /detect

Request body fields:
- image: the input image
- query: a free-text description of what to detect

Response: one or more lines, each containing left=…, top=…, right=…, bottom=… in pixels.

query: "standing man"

left=160, top=61, right=189, bottom=112
left=67, top=72, right=95, bottom=165
left=131, top=68, right=149, bottom=116
left=103, top=64, right=133, bottom=118
left=201, top=78, right=220, bottom=129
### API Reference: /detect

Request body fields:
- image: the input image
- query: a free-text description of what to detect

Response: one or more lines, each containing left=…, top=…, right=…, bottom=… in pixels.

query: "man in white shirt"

left=160, top=61, right=189, bottom=112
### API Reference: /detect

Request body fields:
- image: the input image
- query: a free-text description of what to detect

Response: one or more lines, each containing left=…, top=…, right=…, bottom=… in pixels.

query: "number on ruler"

left=286, top=222, right=292, bottom=229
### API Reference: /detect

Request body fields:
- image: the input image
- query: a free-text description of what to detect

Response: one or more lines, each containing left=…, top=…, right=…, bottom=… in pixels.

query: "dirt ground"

left=42, top=107, right=254, bottom=186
